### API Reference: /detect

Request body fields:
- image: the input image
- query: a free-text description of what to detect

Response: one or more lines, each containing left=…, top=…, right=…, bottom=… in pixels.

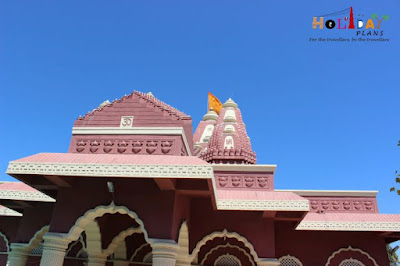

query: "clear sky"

left=0, top=0, right=399, bottom=221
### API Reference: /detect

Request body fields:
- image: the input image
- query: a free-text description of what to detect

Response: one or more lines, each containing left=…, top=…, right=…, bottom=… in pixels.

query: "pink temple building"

left=0, top=91, right=399, bottom=266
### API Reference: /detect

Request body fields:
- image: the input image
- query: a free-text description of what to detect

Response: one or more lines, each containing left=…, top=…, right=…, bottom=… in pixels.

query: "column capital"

left=7, top=243, right=30, bottom=266
left=9, top=243, right=30, bottom=255
left=257, top=258, right=280, bottom=266
left=42, top=233, right=70, bottom=251
left=150, top=238, right=179, bottom=254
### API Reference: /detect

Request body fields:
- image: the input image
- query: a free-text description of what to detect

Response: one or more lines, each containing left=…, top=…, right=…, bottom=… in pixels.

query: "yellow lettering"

left=366, top=19, right=375, bottom=29
left=313, top=17, right=324, bottom=29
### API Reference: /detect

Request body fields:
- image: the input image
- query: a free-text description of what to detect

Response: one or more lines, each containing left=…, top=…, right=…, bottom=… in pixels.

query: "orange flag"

left=208, top=92, right=222, bottom=114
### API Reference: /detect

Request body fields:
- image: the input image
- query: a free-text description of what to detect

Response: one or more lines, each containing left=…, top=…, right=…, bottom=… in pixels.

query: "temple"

left=0, top=91, right=399, bottom=266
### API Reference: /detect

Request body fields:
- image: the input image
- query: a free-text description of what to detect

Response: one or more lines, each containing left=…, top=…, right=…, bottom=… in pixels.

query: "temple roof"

left=70, top=91, right=194, bottom=156
left=7, top=153, right=214, bottom=179
left=0, top=182, right=54, bottom=214
left=11, top=152, right=208, bottom=165
left=296, top=212, right=400, bottom=232
left=77, top=91, right=191, bottom=123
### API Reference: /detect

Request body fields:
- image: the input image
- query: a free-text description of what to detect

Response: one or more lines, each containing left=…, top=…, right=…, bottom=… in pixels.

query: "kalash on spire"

left=193, top=93, right=256, bottom=164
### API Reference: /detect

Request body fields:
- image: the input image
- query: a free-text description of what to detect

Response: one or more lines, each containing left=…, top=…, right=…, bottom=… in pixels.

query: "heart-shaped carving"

left=132, top=147, right=142, bottom=154
left=103, top=147, right=112, bottom=153
left=161, top=147, right=171, bottom=154
left=118, top=147, right=126, bottom=153
left=146, top=148, right=156, bottom=154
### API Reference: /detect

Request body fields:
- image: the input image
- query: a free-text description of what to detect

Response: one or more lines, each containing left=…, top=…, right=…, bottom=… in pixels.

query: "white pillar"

left=151, top=239, right=179, bottom=266
left=257, top=258, right=280, bottom=266
left=7, top=243, right=29, bottom=266
left=87, top=253, right=108, bottom=266
left=40, top=233, right=70, bottom=266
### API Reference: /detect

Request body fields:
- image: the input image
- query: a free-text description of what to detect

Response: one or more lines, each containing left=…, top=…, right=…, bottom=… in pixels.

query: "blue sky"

left=0, top=0, right=399, bottom=221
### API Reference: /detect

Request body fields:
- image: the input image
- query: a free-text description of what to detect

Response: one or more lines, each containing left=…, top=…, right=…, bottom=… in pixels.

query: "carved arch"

left=85, top=220, right=102, bottom=256
left=279, top=255, right=303, bottom=266
left=325, top=246, right=378, bottom=266
left=190, top=229, right=259, bottom=262
left=201, top=243, right=255, bottom=266
left=0, top=232, right=9, bottom=252
left=65, top=202, right=149, bottom=243
left=25, top=225, right=49, bottom=252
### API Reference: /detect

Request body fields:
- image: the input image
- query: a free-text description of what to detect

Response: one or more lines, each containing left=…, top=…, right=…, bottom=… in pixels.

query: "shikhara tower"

left=194, top=98, right=256, bottom=164
left=0, top=91, right=399, bottom=266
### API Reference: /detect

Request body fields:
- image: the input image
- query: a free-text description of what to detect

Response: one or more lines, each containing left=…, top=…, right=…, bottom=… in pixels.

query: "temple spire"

left=194, top=98, right=256, bottom=164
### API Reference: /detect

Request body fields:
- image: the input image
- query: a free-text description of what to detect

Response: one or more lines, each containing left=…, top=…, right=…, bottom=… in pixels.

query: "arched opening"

left=45, top=202, right=151, bottom=265
left=325, top=246, right=378, bottom=266
left=190, top=229, right=258, bottom=265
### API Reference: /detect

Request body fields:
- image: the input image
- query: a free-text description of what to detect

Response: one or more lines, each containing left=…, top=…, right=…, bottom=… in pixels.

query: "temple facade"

left=0, top=91, right=399, bottom=266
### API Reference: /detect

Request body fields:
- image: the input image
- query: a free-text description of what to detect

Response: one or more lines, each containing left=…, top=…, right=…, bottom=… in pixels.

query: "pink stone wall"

left=49, top=178, right=178, bottom=239
left=15, top=204, right=53, bottom=243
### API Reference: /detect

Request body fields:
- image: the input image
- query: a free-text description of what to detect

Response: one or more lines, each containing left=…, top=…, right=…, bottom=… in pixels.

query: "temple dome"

left=203, top=109, right=219, bottom=121
left=222, top=98, right=238, bottom=108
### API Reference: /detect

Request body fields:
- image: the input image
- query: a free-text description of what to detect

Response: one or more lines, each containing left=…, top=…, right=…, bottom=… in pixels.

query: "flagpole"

left=207, top=91, right=209, bottom=112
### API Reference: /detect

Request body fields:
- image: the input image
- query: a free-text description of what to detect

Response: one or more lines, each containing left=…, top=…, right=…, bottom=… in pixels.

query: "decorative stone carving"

left=76, top=140, right=86, bottom=152
left=245, top=177, right=254, bottom=187
left=161, top=141, right=173, bottom=154
left=325, top=246, right=378, bottom=266
left=146, top=141, right=158, bottom=154
left=132, top=141, right=143, bottom=154
left=117, top=141, right=128, bottom=153
left=120, top=116, right=134, bottom=128
left=103, top=140, right=114, bottom=153
left=216, top=175, right=272, bottom=190
left=305, top=198, right=377, bottom=213
left=90, top=141, right=100, bottom=153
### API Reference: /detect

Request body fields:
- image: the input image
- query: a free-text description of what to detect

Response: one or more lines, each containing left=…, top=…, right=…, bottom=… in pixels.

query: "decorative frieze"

left=0, top=190, right=55, bottom=202
left=73, top=139, right=176, bottom=155
left=217, top=199, right=310, bottom=211
left=7, top=162, right=214, bottom=179
left=215, top=174, right=273, bottom=190
left=307, top=198, right=377, bottom=213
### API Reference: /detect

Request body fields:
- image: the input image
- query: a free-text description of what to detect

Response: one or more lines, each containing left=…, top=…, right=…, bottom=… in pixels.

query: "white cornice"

left=276, top=189, right=378, bottom=197
left=212, top=164, right=277, bottom=173
left=7, top=162, right=213, bottom=179
left=0, top=207, right=22, bottom=217
left=72, top=127, right=192, bottom=156
left=216, top=199, right=309, bottom=211
left=296, top=220, right=400, bottom=232
left=0, top=190, right=55, bottom=202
